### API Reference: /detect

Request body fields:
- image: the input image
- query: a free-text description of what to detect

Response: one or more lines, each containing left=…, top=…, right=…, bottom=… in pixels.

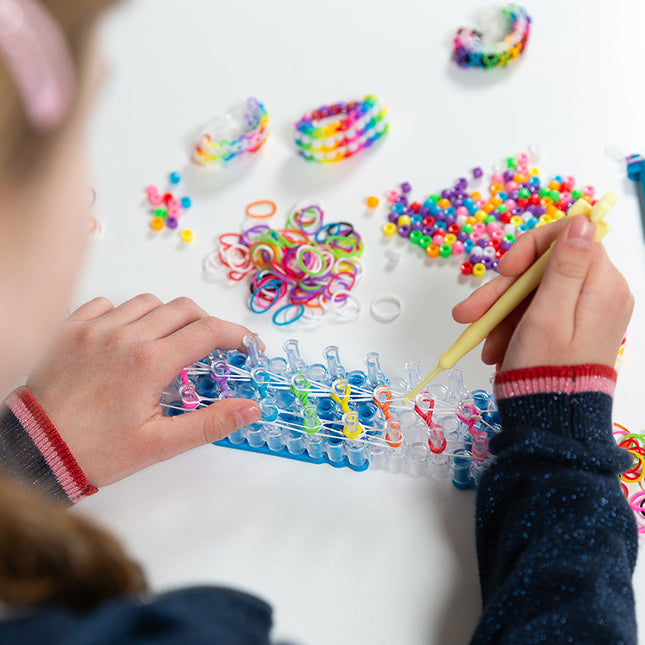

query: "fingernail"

left=566, top=215, right=595, bottom=248
left=235, top=404, right=261, bottom=428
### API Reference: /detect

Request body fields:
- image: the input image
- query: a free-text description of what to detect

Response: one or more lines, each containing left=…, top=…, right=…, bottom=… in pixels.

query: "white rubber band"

left=370, top=294, right=403, bottom=323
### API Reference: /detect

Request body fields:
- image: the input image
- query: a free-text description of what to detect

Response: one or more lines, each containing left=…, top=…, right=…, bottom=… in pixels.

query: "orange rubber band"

left=246, top=200, right=277, bottom=219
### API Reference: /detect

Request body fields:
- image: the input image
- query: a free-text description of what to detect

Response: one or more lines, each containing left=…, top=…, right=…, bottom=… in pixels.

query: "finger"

left=530, top=215, right=597, bottom=338
left=156, top=316, right=254, bottom=370
left=453, top=274, right=516, bottom=324
left=101, top=293, right=163, bottom=325
left=498, top=218, right=568, bottom=276
left=153, top=398, right=261, bottom=459
left=67, top=297, right=115, bottom=322
left=129, top=297, right=208, bottom=341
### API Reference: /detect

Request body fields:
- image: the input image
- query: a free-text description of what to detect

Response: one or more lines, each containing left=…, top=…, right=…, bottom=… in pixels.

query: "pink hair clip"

left=0, top=0, right=75, bottom=131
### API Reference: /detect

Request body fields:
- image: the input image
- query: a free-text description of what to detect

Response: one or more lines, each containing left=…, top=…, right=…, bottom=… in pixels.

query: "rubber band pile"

left=206, top=203, right=364, bottom=326
left=453, top=4, right=531, bottom=69
left=146, top=172, right=194, bottom=242
left=294, top=95, right=389, bottom=163
left=382, top=152, right=597, bottom=278
left=193, top=97, right=270, bottom=167
left=162, top=334, right=500, bottom=488
left=614, top=423, right=645, bottom=535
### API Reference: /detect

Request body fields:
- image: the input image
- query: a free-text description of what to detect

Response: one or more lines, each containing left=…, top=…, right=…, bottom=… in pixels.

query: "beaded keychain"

left=453, top=4, right=531, bottom=69
left=162, top=334, right=500, bottom=488
left=193, top=97, right=270, bottom=167
left=206, top=202, right=365, bottom=326
left=381, top=151, right=597, bottom=279
left=294, top=95, right=389, bottom=163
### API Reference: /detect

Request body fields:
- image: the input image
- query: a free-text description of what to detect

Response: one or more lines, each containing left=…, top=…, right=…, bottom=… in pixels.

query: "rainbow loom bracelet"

left=193, top=97, right=270, bottom=167
left=453, top=4, right=531, bottom=69
left=294, top=95, right=389, bottom=163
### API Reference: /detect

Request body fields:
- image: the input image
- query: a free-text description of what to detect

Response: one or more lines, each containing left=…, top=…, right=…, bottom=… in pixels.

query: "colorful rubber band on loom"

left=453, top=4, right=531, bottom=69
left=294, top=95, right=389, bottom=162
left=193, top=97, right=270, bottom=167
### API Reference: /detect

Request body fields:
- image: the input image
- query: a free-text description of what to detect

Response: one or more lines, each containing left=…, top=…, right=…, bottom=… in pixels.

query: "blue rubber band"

left=249, top=279, right=283, bottom=314
left=272, top=304, right=305, bottom=326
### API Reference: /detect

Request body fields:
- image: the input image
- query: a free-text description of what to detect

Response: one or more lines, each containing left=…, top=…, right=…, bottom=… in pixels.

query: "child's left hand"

left=26, top=295, right=262, bottom=487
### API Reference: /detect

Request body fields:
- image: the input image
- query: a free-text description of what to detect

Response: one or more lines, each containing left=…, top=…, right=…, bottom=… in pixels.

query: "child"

left=0, top=1, right=638, bottom=643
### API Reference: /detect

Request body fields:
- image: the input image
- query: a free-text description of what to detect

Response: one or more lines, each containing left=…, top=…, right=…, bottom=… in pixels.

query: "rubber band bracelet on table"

left=453, top=4, right=531, bottom=69
left=193, top=97, right=270, bottom=167
left=294, top=95, right=389, bottom=162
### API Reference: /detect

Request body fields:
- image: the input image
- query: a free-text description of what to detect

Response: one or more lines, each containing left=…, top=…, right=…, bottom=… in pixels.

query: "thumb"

left=530, top=215, right=597, bottom=333
left=155, top=398, right=261, bottom=459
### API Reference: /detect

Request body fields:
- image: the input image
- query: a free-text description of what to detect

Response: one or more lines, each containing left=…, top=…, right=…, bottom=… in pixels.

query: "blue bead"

left=169, top=171, right=181, bottom=185
left=444, top=207, right=456, bottom=218
left=435, top=221, right=448, bottom=231
left=463, top=239, right=475, bottom=253
left=497, top=191, right=508, bottom=202
left=517, top=224, right=529, bottom=232
left=393, top=203, right=405, bottom=214
left=527, top=217, right=539, bottom=229
left=181, top=196, right=192, bottom=209
left=411, top=215, right=422, bottom=224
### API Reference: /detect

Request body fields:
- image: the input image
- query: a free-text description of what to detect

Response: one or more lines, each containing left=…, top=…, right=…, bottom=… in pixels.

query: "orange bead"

left=548, top=180, right=560, bottom=191
left=491, top=195, right=503, bottom=207
left=482, top=203, right=494, bottom=214
left=542, top=197, right=554, bottom=207
left=470, top=191, right=482, bottom=201
left=150, top=216, right=164, bottom=231
left=513, top=174, right=527, bottom=184
left=490, top=183, right=503, bottom=195
left=437, top=198, right=451, bottom=209
left=366, top=196, right=379, bottom=209
left=426, top=244, right=440, bottom=258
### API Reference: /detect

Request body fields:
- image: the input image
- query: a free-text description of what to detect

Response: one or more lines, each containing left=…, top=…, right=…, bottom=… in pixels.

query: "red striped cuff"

left=494, top=364, right=617, bottom=401
left=5, top=388, right=97, bottom=503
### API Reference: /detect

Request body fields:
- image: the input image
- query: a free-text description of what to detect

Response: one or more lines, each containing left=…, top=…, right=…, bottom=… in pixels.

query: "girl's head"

left=0, top=0, right=115, bottom=393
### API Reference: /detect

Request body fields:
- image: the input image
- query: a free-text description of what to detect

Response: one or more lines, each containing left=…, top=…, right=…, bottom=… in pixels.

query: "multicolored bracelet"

left=453, top=4, right=531, bottom=69
left=193, top=97, right=270, bottom=167
left=294, top=95, right=389, bottom=163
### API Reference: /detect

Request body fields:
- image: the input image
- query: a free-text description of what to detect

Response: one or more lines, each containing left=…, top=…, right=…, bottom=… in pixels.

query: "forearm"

left=471, top=365, right=638, bottom=645
left=0, top=388, right=97, bottom=506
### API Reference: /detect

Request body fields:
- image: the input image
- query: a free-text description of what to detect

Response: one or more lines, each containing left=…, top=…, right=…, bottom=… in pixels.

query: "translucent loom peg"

left=405, top=360, right=422, bottom=390
left=365, top=352, right=386, bottom=388
left=259, top=398, right=279, bottom=423
left=283, top=338, right=306, bottom=374
left=246, top=423, right=265, bottom=448
left=414, top=391, right=434, bottom=426
left=180, top=384, right=200, bottom=410
left=290, top=372, right=311, bottom=407
left=305, top=432, right=325, bottom=459
left=346, top=439, right=367, bottom=468
left=428, top=424, right=447, bottom=454
left=456, top=399, right=479, bottom=433
left=471, top=431, right=489, bottom=462
left=330, top=378, right=351, bottom=413
left=250, top=366, right=271, bottom=399
left=264, top=425, right=283, bottom=452
left=385, top=417, right=403, bottom=448
left=446, top=369, right=467, bottom=404
left=342, top=411, right=363, bottom=439
left=307, top=362, right=329, bottom=384
left=373, top=385, right=393, bottom=420
left=243, top=333, right=267, bottom=368
left=210, top=358, right=233, bottom=396
left=406, top=442, right=428, bottom=477
left=324, top=345, right=346, bottom=380
left=303, top=405, right=322, bottom=434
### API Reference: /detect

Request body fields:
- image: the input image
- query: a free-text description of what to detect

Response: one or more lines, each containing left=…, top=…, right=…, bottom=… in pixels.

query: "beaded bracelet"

left=453, top=4, right=531, bottom=69
left=193, top=97, right=270, bottom=167
left=294, top=95, right=389, bottom=163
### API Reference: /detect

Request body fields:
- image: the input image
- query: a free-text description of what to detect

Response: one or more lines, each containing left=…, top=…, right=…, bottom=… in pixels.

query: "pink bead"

left=168, top=205, right=181, bottom=218
left=473, top=221, right=486, bottom=234
left=386, top=190, right=399, bottom=203
left=167, top=198, right=181, bottom=210
left=477, top=199, right=487, bottom=209
left=504, top=199, right=517, bottom=209
left=146, top=185, right=159, bottom=196
left=487, top=222, right=502, bottom=235
left=517, top=153, right=530, bottom=165
left=490, top=229, right=504, bottom=241
left=491, top=172, right=504, bottom=184
left=451, top=241, right=464, bottom=255
left=505, top=181, right=518, bottom=192
left=149, top=193, right=163, bottom=206
left=583, top=185, right=595, bottom=198
left=518, top=165, right=529, bottom=175
left=432, top=233, right=445, bottom=245
left=560, top=192, right=572, bottom=203
left=456, top=206, right=469, bottom=217
left=470, top=231, right=482, bottom=242
left=566, top=176, right=575, bottom=186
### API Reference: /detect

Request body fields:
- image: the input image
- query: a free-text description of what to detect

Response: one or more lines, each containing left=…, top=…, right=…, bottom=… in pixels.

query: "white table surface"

left=73, top=1, right=645, bottom=642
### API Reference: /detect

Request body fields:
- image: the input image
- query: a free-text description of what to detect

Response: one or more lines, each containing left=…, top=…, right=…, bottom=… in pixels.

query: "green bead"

left=429, top=194, right=441, bottom=203
left=154, top=208, right=168, bottom=219
left=506, top=157, right=518, bottom=169
left=420, top=235, right=432, bottom=249
left=550, top=190, right=560, bottom=203
left=539, top=187, right=549, bottom=198
left=440, top=244, right=452, bottom=258
left=497, top=205, right=508, bottom=214
left=503, top=234, right=515, bottom=243
left=410, top=230, right=423, bottom=245
left=518, top=188, right=530, bottom=199
left=462, top=224, right=473, bottom=235
left=572, top=189, right=583, bottom=200
left=484, top=215, right=497, bottom=224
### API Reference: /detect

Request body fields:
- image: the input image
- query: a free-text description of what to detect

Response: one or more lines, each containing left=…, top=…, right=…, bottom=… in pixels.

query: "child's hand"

left=452, top=215, right=633, bottom=371
left=26, top=295, right=262, bottom=487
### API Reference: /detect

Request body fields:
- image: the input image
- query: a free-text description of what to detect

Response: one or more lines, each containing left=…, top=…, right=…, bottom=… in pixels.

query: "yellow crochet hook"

left=402, top=193, right=617, bottom=405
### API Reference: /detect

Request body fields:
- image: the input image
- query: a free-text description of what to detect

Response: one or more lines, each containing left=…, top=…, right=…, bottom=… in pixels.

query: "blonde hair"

left=0, top=0, right=146, bottom=611
left=0, top=0, right=119, bottom=180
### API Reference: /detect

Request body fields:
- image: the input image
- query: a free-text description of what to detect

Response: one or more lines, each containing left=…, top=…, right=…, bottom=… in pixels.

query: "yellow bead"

left=180, top=229, right=194, bottom=242
left=444, top=233, right=457, bottom=244
left=538, top=215, right=552, bottom=226
left=510, top=215, right=524, bottom=227
left=529, top=167, right=539, bottom=176
left=383, top=222, right=397, bottom=237
left=150, top=216, right=164, bottom=231
left=397, top=215, right=411, bottom=227
left=475, top=210, right=487, bottom=222
left=472, top=263, right=486, bottom=278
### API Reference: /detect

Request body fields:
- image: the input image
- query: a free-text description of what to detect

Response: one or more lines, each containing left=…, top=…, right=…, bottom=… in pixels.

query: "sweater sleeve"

left=0, top=387, right=97, bottom=506
left=471, top=365, right=639, bottom=645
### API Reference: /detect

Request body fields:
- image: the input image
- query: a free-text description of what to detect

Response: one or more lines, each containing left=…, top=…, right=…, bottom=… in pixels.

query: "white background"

left=73, top=1, right=645, bottom=643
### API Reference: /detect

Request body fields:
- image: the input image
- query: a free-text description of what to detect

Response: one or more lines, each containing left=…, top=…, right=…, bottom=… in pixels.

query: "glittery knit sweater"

left=471, top=364, right=639, bottom=645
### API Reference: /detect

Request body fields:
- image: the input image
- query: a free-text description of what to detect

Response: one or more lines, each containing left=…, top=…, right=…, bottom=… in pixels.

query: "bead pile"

left=193, top=97, right=270, bottom=167
left=206, top=203, right=364, bottom=326
left=145, top=171, right=194, bottom=241
left=294, top=95, right=389, bottom=163
left=453, top=4, right=531, bottom=69
left=162, top=334, right=500, bottom=488
left=382, top=152, right=597, bottom=278
left=614, top=423, right=645, bottom=535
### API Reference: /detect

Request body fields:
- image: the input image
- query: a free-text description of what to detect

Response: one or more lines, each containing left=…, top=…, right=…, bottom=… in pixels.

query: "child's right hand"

left=452, top=215, right=634, bottom=371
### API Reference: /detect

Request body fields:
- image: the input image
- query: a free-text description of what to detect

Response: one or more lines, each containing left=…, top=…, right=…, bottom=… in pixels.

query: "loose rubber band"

left=272, top=304, right=305, bottom=326
left=370, top=294, right=403, bottom=323
left=246, top=200, right=277, bottom=219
